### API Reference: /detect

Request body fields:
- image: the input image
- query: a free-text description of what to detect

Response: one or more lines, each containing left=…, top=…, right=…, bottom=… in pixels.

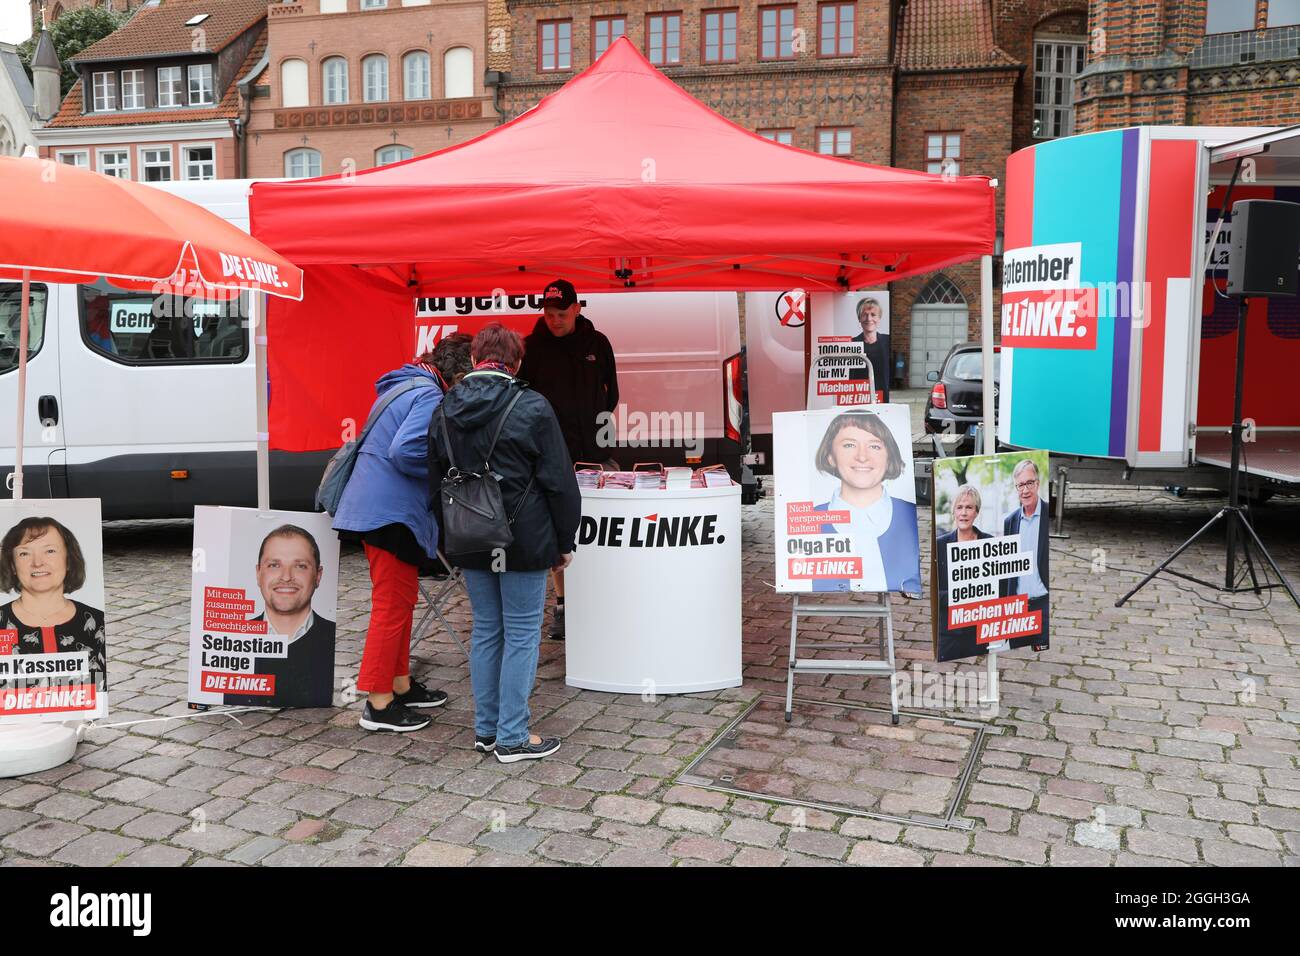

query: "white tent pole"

left=252, top=291, right=270, bottom=511
left=12, top=270, right=30, bottom=501
left=980, top=251, right=1001, bottom=710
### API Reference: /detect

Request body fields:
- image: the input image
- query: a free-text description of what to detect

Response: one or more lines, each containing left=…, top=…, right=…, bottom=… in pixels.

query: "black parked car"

left=923, top=343, right=1000, bottom=448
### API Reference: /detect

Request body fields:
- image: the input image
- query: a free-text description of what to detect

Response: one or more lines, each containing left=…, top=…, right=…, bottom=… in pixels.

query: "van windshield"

left=0, top=283, right=48, bottom=375
left=79, top=280, right=248, bottom=364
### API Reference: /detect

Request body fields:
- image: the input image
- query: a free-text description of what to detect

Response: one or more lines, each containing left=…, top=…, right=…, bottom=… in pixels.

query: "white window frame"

left=361, top=0, right=387, bottom=8
left=759, top=129, right=793, bottom=146
left=1032, top=39, right=1084, bottom=139
left=284, top=147, right=322, bottom=178
left=925, top=131, right=961, bottom=173
left=157, top=66, right=183, bottom=108
left=120, top=69, right=145, bottom=110
left=95, top=147, right=130, bottom=178
left=376, top=144, right=413, bottom=166
left=443, top=46, right=473, bottom=98
left=138, top=144, right=173, bottom=182
left=92, top=71, right=116, bottom=111
left=403, top=51, right=430, bottom=100
left=56, top=149, right=89, bottom=167
left=817, top=127, right=852, bottom=156
left=322, top=56, right=349, bottom=105
left=363, top=54, right=389, bottom=102
left=181, top=142, right=217, bottom=181
left=188, top=63, right=215, bottom=106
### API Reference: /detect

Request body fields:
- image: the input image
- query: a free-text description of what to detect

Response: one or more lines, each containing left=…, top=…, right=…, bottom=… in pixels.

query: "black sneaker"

left=494, top=736, right=561, bottom=764
left=359, top=699, right=431, bottom=733
left=394, top=679, right=448, bottom=709
left=474, top=736, right=496, bottom=753
left=549, top=604, right=565, bottom=641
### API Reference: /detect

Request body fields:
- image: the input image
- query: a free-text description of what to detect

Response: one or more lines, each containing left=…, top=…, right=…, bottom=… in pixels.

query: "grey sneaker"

left=494, top=736, right=561, bottom=764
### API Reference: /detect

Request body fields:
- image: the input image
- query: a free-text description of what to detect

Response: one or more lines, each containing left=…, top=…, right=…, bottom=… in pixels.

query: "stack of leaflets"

left=665, top=467, right=693, bottom=490
left=575, top=468, right=603, bottom=490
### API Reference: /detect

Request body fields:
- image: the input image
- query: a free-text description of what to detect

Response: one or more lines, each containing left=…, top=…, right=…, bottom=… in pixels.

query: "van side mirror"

left=926, top=370, right=939, bottom=382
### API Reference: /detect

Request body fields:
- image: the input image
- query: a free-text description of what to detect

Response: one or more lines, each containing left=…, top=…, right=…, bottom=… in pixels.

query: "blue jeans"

left=461, top=568, right=548, bottom=748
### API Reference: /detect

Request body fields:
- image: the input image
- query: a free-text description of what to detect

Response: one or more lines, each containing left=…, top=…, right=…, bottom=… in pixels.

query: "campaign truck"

left=1001, top=125, right=1300, bottom=504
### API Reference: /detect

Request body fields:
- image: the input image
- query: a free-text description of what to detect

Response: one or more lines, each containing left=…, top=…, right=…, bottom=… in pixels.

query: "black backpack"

left=436, top=390, right=534, bottom=556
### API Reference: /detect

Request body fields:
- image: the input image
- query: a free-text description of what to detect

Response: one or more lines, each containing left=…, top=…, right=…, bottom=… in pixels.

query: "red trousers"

left=357, top=543, right=418, bottom=694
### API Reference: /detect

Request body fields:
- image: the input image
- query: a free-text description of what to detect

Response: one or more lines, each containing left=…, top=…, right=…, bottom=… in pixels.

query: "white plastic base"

left=0, top=723, right=78, bottom=778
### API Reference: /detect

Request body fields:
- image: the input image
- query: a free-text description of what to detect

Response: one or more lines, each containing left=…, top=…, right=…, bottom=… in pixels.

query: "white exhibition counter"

left=565, top=484, right=743, bottom=695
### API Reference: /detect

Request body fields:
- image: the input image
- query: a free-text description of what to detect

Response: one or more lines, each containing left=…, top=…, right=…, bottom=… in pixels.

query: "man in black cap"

left=520, top=279, right=619, bottom=639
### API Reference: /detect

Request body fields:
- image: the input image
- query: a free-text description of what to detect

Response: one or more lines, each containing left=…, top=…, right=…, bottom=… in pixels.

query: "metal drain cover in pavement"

left=676, top=696, right=999, bottom=830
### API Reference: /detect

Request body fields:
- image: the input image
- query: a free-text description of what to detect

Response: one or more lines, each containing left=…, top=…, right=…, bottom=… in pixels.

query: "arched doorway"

left=909, top=273, right=968, bottom=388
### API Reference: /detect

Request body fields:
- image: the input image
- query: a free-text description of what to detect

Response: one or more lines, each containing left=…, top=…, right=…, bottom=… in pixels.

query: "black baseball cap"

left=541, top=278, right=578, bottom=309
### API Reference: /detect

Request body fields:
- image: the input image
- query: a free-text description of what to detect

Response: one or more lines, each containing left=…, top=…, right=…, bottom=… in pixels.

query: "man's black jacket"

left=222, top=614, right=335, bottom=709
left=519, top=315, right=619, bottom=463
left=428, top=371, right=581, bottom=571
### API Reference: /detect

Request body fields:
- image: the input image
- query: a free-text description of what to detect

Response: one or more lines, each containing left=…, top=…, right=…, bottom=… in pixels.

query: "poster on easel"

left=806, top=291, right=891, bottom=409
left=187, top=507, right=339, bottom=710
left=932, top=450, right=1050, bottom=662
left=0, top=499, right=107, bottom=725
left=773, top=405, right=920, bottom=595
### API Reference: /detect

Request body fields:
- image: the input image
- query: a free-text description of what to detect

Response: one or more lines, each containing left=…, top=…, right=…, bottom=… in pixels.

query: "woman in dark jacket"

left=428, top=324, right=581, bottom=763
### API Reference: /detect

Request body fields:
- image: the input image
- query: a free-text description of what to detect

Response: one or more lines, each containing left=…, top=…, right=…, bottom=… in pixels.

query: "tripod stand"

left=1116, top=295, right=1299, bottom=608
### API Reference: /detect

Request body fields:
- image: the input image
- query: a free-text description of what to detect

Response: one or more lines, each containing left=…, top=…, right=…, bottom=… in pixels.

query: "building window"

left=592, top=15, right=626, bottom=59
left=444, top=47, right=474, bottom=98
left=92, top=71, right=116, bottom=111
left=403, top=51, right=430, bottom=100
left=925, top=132, right=961, bottom=174
left=363, top=54, right=389, bottom=102
left=1033, top=40, right=1084, bottom=139
left=120, top=69, right=144, bottom=109
left=646, top=12, right=681, bottom=65
left=1206, top=0, right=1256, bottom=33
left=285, top=148, right=322, bottom=178
left=157, top=66, right=183, bottom=108
left=182, top=144, right=215, bottom=181
left=758, top=128, right=794, bottom=145
left=188, top=63, right=214, bottom=106
left=140, top=146, right=173, bottom=182
left=539, top=20, right=572, bottom=71
left=1268, top=0, right=1300, bottom=27
left=361, top=0, right=387, bottom=8
left=280, top=58, right=309, bottom=108
left=817, top=127, right=852, bottom=156
left=56, top=150, right=88, bottom=167
left=97, top=149, right=129, bottom=178
left=376, top=145, right=413, bottom=166
left=323, top=57, right=348, bottom=104
left=760, top=5, right=798, bottom=60
left=702, top=8, right=738, bottom=63
left=819, top=3, right=855, bottom=56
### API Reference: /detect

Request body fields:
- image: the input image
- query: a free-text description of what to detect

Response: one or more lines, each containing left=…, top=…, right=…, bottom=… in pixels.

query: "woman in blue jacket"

left=333, top=334, right=472, bottom=733
left=811, top=411, right=921, bottom=594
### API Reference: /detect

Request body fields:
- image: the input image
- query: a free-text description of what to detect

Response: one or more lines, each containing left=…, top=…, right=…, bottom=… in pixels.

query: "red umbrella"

left=0, top=153, right=303, bottom=499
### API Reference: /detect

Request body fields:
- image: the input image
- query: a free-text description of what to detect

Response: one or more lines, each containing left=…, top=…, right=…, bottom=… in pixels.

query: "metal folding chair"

left=411, top=549, right=469, bottom=658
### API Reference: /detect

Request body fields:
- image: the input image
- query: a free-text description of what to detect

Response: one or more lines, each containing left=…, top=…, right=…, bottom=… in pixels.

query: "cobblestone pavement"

left=1, top=483, right=1298, bottom=867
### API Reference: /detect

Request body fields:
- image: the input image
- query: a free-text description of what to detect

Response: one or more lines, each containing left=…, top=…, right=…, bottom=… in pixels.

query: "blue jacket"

left=811, top=497, right=921, bottom=594
left=332, top=365, right=444, bottom=560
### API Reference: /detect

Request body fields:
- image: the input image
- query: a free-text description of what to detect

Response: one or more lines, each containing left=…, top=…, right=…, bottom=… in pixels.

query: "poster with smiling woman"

left=773, top=405, right=920, bottom=595
left=187, top=507, right=339, bottom=711
left=0, top=499, right=107, bottom=725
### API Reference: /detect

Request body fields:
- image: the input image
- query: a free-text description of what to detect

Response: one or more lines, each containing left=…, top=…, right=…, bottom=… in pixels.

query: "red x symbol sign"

left=777, top=290, right=806, bottom=327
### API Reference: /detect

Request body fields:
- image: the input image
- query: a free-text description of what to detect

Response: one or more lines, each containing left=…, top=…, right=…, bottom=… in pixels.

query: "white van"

left=0, top=179, right=754, bottom=518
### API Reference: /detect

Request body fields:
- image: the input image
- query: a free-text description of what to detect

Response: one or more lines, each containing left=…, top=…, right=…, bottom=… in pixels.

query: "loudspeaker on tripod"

left=1226, top=199, right=1300, bottom=298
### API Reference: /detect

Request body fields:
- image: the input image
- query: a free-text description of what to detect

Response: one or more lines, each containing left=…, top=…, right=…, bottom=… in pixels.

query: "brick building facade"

left=243, top=0, right=499, bottom=180
left=33, top=0, right=267, bottom=181
left=495, top=0, right=1094, bottom=387
left=1075, top=1, right=1300, bottom=131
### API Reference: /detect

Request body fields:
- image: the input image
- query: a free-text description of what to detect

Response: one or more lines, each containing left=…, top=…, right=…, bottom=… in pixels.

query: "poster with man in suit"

left=187, top=508, right=339, bottom=710
left=932, top=450, right=1050, bottom=662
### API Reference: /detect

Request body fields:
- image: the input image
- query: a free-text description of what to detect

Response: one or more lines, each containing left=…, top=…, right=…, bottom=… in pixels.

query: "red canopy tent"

left=249, top=36, right=996, bottom=450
